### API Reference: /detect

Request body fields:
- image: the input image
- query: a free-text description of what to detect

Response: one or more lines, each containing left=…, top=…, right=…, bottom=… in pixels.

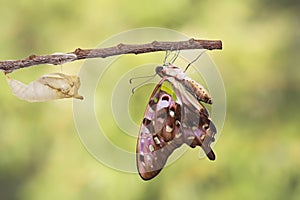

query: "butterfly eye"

left=155, top=66, right=164, bottom=74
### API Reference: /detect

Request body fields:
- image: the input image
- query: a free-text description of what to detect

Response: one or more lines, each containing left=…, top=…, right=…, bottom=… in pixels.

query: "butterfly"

left=136, top=63, right=217, bottom=180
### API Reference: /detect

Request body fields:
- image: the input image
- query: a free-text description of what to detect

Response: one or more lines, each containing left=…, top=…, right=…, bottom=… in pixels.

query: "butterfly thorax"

left=156, top=65, right=212, bottom=104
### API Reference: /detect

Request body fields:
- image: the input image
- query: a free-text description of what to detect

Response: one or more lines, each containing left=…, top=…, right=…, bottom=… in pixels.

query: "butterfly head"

left=155, top=65, right=186, bottom=79
left=155, top=66, right=164, bottom=75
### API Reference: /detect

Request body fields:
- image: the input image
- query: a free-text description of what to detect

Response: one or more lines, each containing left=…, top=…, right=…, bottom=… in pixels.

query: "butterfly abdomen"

left=183, top=79, right=212, bottom=104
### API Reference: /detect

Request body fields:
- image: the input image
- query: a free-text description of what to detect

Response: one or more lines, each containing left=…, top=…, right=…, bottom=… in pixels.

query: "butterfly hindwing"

left=173, top=82, right=217, bottom=160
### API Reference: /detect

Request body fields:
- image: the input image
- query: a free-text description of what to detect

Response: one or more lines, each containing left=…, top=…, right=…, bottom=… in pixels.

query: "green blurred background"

left=0, top=0, right=299, bottom=200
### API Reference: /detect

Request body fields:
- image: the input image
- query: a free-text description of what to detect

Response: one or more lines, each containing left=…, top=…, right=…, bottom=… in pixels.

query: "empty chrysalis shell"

left=6, top=73, right=84, bottom=102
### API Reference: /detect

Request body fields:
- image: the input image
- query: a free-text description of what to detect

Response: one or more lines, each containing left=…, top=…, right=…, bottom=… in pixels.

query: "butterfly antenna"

left=184, top=50, right=207, bottom=72
left=131, top=74, right=157, bottom=94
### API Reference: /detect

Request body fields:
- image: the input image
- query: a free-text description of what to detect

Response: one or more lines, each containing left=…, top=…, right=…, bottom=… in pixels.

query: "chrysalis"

left=6, top=73, right=83, bottom=102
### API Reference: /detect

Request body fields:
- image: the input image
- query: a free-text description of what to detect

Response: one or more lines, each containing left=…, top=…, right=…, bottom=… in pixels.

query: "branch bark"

left=0, top=38, right=222, bottom=74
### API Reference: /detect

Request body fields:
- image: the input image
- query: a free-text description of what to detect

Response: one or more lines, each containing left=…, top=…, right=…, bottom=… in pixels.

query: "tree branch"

left=0, top=38, right=222, bottom=74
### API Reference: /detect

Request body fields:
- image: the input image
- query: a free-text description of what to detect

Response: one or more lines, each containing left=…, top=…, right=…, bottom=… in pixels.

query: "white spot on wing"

left=166, top=125, right=173, bottom=132
left=149, top=107, right=154, bottom=113
left=200, top=134, right=206, bottom=140
left=187, top=136, right=195, bottom=140
left=175, top=132, right=182, bottom=138
left=146, top=155, right=151, bottom=161
left=149, top=145, right=154, bottom=152
left=169, top=110, right=175, bottom=117
left=157, top=100, right=169, bottom=110
left=153, top=136, right=160, bottom=145
left=203, top=124, right=209, bottom=129
left=144, top=127, right=150, bottom=134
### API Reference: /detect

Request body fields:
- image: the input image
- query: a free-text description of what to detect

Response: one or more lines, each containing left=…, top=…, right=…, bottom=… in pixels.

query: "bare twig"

left=0, top=38, right=222, bottom=73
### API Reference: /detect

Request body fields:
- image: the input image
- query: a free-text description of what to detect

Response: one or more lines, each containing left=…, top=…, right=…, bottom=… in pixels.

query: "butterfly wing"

left=176, top=83, right=217, bottom=160
left=136, top=78, right=185, bottom=180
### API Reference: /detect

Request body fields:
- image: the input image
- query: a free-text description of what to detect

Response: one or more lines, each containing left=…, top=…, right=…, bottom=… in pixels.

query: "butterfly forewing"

left=136, top=79, right=184, bottom=180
